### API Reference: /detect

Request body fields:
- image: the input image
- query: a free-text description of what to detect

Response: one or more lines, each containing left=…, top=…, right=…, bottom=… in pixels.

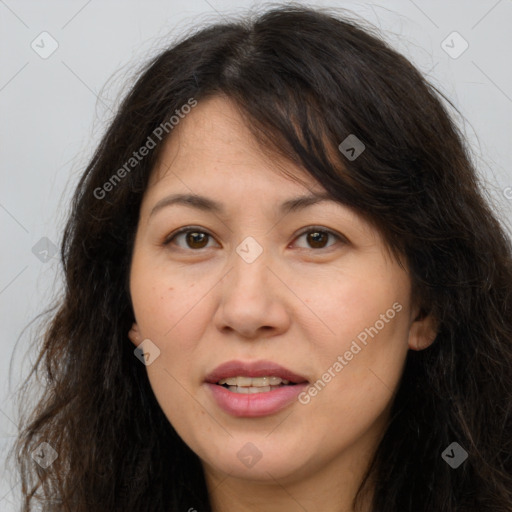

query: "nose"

left=213, top=243, right=291, bottom=340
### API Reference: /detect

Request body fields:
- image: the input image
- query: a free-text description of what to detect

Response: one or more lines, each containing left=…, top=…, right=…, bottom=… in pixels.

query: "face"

left=128, top=95, right=436, bottom=489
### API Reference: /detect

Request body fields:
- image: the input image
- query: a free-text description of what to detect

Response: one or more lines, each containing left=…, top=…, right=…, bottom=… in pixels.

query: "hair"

left=11, top=4, right=512, bottom=511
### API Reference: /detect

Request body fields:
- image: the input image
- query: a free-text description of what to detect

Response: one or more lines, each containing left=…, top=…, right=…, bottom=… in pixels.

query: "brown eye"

left=306, top=231, right=329, bottom=248
left=164, top=228, right=217, bottom=250
left=164, top=226, right=345, bottom=252
left=185, top=231, right=209, bottom=249
left=294, top=227, right=343, bottom=250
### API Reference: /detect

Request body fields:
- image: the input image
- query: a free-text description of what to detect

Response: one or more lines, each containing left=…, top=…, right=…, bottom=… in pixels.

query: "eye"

left=163, top=227, right=218, bottom=250
left=292, top=226, right=345, bottom=250
left=162, top=226, right=346, bottom=252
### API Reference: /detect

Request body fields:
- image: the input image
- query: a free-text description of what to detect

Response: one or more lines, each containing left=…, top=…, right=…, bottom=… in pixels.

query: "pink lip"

left=204, top=359, right=308, bottom=384
left=204, top=382, right=309, bottom=417
left=203, top=360, right=309, bottom=417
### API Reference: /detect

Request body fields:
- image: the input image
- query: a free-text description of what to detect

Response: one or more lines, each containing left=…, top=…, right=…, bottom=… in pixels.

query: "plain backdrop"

left=1, top=0, right=511, bottom=509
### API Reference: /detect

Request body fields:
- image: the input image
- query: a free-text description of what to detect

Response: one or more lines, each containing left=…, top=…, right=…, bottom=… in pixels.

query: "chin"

left=199, top=436, right=316, bottom=482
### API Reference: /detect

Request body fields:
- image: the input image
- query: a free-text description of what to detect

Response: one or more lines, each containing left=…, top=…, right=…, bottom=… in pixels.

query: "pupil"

left=308, top=231, right=327, bottom=248
left=187, top=232, right=207, bottom=249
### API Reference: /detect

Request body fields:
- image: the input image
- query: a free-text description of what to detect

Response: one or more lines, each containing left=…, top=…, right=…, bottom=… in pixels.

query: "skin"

left=128, top=95, right=437, bottom=512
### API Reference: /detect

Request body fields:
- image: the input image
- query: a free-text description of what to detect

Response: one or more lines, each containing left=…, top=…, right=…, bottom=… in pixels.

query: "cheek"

left=130, top=264, right=211, bottom=439
left=298, top=264, right=409, bottom=353
left=296, top=265, right=410, bottom=409
left=145, top=363, right=212, bottom=455
left=130, top=252, right=210, bottom=347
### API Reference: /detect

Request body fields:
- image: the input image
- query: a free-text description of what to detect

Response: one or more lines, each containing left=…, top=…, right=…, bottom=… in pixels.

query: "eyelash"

left=162, top=225, right=346, bottom=252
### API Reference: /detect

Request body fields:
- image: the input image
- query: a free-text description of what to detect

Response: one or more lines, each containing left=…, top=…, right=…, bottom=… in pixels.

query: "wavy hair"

left=12, top=5, right=512, bottom=511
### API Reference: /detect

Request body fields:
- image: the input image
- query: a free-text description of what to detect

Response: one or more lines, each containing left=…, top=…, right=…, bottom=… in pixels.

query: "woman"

left=13, top=5, right=512, bottom=511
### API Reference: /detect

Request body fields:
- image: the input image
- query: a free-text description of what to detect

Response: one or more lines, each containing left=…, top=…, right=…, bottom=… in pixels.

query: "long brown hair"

left=12, top=5, right=512, bottom=511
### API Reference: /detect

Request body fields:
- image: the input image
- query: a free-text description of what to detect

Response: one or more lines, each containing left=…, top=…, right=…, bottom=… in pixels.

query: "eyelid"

left=292, top=225, right=347, bottom=247
left=162, top=225, right=348, bottom=250
left=162, top=225, right=218, bottom=247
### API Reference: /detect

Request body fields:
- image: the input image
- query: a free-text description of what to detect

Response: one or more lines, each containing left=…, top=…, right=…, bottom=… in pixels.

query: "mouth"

left=203, top=359, right=309, bottom=416
left=204, top=359, right=309, bottom=392
left=216, top=375, right=299, bottom=394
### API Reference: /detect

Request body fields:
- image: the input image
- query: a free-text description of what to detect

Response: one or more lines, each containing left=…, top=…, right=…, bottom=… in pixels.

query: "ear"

left=408, top=308, right=438, bottom=351
left=128, top=322, right=142, bottom=347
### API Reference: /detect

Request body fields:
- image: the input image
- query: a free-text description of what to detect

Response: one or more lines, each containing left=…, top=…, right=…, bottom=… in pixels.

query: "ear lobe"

left=408, top=309, right=438, bottom=351
left=128, top=323, right=142, bottom=347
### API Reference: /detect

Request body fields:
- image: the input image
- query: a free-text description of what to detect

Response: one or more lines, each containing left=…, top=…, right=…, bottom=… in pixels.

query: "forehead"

left=135, top=97, right=397, bottom=262
left=147, top=94, right=317, bottom=193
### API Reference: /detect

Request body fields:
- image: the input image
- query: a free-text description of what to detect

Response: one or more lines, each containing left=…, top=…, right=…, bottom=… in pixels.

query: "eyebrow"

left=148, top=192, right=336, bottom=219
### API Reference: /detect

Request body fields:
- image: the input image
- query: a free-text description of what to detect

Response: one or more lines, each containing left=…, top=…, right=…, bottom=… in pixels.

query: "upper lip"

left=204, top=360, right=309, bottom=384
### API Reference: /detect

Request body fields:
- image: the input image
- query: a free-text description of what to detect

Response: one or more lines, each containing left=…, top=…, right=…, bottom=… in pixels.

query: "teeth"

left=218, top=376, right=290, bottom=386
left=227, top=385, right=282, bottom=394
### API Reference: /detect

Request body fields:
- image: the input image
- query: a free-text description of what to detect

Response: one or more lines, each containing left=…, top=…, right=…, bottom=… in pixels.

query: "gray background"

left=1, top=0, right=511, bottom=508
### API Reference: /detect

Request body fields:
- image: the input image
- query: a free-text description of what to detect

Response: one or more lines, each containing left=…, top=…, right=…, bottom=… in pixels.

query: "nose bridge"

left=228, top=235, right=270, bottom=296
left=214, top=234, right=290, bottom=338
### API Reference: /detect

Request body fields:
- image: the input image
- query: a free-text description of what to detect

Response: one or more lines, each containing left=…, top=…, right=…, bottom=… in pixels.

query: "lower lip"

left=204, top=383, right=308, bottom=417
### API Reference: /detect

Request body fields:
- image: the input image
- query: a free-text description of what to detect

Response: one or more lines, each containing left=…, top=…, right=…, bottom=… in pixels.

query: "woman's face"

left=128, top=95, right=436, bottom=489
